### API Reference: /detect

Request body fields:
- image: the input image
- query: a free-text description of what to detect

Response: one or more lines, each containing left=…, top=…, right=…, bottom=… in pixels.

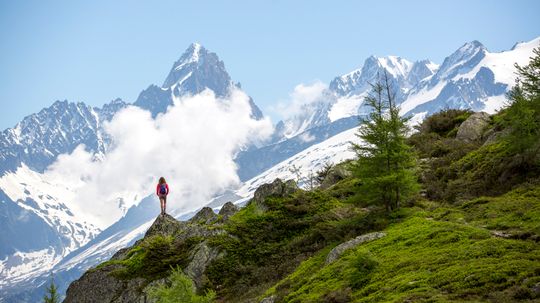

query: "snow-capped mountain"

left=0, top=99, right=127, bottom=174
left=134, top=43, right=263, bottom=119
left=0, top=165, right=101, bottom=301
left=400, top=37, right=540, bottom=116
left=236, top=126, right=360, bottom=200
left=236, top=115, right=360, bottom=181
left=234, top=37, right=539, bottom=186
left=0, top=99, right=128, bottom=300
left=271, top=56, right=439, bottom=142
left=329, top=56, right=436, bottom=97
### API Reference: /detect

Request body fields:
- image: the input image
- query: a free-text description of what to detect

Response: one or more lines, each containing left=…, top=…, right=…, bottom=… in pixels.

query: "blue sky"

left=1, top=0, right=539, bottom=129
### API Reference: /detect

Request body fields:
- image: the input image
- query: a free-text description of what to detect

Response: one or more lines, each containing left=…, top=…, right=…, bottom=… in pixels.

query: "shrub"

left=110, top=235, right=200, bottom=280
left=349, top=250, right=378, bottom=289
left=148, top=266, right=215, bottom=303
left=414, top=108, right=472, bottom=138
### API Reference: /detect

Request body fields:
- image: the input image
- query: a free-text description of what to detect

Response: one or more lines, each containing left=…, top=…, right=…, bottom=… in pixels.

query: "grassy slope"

left=252, top=108, right=540, bottom=302
left=264, top=184, right=540, bottom=302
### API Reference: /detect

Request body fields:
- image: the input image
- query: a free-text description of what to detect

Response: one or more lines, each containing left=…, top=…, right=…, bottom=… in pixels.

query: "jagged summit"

left=135, top=43, right=263, bottom=119
left=161, top=43, right=232, bottom=97
left=329, top=55, right=435, bottom=97
left=434, top=40, right=487, bottom=80
left=0, top=99, right=127, bottom=173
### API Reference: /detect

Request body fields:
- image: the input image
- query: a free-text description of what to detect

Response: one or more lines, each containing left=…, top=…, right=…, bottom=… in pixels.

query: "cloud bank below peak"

left=45, top=89, right=273, bottom=228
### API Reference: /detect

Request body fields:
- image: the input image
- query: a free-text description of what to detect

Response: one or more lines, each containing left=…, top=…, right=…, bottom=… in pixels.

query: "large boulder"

left=260, top=295, right=276, bottom=303
left=251, top=178, right=297, bottom=210
left=184, top=240, right=223, bottom=289
left=218, top=201, right=239, bottom=221
left=325, top=232, right=386, bottom=264
left=189, top=207, right=218, bottom=225
left=63, top=264, right=146, bottom=303
left=320, top=165, right=352, bottom=189
left=144, top=213, right=184, bottom=238
left=482, top=127, right=511, bottom=146
left=456, top=112, right=491, bottom=142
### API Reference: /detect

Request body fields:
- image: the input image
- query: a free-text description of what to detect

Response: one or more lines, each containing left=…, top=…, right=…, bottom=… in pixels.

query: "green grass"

left=265, top=185, right=540, bottom=302
left=436, top=184, right=540, bottom=240
left=97, top=234, right=202, bottom=281
left=205, top=189, right=390, bottom=301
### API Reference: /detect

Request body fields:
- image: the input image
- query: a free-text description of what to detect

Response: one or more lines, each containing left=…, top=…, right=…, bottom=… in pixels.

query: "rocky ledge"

left=63, top=206, right=238, bottom=303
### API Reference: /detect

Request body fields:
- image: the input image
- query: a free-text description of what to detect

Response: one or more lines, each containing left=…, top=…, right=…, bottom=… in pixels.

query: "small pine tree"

left=148, top=266, right=215, bottom=303
left=504, top=47, right=540, bottom=156
left=352, top=71, right=418, bottom=211
left=43, top=277, right=60, bottom=303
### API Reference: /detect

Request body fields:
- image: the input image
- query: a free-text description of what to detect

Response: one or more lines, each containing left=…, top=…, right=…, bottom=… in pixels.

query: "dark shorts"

left=158, top=195, right=167, bottom=202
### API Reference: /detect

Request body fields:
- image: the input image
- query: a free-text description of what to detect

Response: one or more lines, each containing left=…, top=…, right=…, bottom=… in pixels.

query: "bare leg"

left=159, top=197, right=165, bottom=215
left=163, top=196, right=167, bottom=214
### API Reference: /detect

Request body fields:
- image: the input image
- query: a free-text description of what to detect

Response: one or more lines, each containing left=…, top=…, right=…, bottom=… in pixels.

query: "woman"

left=156, top=177, right=169, bottom=215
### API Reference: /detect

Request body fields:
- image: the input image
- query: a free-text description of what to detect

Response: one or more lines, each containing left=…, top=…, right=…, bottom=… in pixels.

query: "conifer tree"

left=504, top=47, right=540, bottom=156
left=43, top=277, right=60, bottom=303
left=352, top=71, right=418, bottom=211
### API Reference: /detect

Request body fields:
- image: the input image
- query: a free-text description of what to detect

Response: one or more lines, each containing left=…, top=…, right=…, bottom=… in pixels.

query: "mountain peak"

left=136, top=43, right=263, bottom=119
left=176, top=42, right=205, bottom=68
left=456, top=40, right=487, bottom=57
left=161, top=43, right=232, bottom=96
left=434, top=40, right=488, bottom=80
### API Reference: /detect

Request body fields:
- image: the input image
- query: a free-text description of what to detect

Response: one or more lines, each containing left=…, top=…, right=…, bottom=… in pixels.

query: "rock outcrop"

left=63, top=210, right=226, bottom=303
left=325, top=232, right=386, bottom=264
left=482, top=127, right=511, bottom=146
left=456, top=112, right=490, bottom=142
left=260, top=295, right=277, bottom=303
left=251, top=178, right=297, bottom=210
left=218, top=201, right=239, bottom=221
left=189, top=207, right=217, bottom=225
left=184, top=240, right=222, bottom=289
left=144, top=213, right=184, bottom=238
left=320, top=165, right=352, bottom=189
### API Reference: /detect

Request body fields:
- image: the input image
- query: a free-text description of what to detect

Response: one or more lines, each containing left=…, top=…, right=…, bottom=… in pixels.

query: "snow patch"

left=400, top=81, right=446, bottom=115
left=483, top=95, right=508, bottom=114
left=328, top=94, right=366, bottom=122
left=235, top=126, right=360, bottom=199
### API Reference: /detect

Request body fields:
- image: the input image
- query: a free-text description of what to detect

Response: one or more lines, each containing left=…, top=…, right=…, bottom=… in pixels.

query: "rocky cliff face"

left=63, top=204, right=238, bottom=303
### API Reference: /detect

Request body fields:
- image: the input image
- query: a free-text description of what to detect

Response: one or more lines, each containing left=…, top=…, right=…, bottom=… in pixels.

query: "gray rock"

left=532, top=282, right=540, bottom=298
left=63, top=212, right=227, bottom=303
left=144, top=213, right=184, bottom=238
left=251, top=178, right=297, bottom=210
left=189, top=207, right=217, bottom=225
left=260, top=295, right=276, bottom=303
left=184, top=241, right=222, bottom=289
left=140, top=278, right=167, bottom=303
left=320, top=165, right=352, bottom=189
left=63, top=264, right=147, bottom=303
left=326, top=232, right=386, bottom=264
left=110, top=247, right=132, bottom=261
left=218, top=201, right=239, bottom=221
left=456, top=112, right=491, bottom=142
left=482, top=127, right=511, bottom=146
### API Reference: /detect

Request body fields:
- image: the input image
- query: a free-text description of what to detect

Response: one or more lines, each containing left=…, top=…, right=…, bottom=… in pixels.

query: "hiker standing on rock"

left=156, top=177, right=169, bottom=215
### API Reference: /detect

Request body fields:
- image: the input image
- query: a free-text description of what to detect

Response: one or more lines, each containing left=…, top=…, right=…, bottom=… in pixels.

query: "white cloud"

left=299, top=132, right=315, bottom=143
left=45, top=89, right=273, bottom=229
left=271, top=81, right=332, bottom=119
